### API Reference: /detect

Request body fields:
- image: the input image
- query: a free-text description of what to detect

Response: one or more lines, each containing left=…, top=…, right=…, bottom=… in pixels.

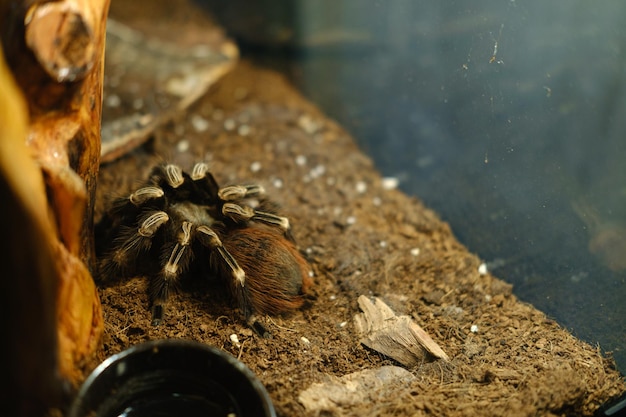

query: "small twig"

left=237, top=340, right=246, bottom=360
left=267, top=316, right=299, bottom=333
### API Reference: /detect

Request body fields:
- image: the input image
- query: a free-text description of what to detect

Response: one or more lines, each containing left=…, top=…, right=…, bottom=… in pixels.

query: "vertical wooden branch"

left=0, top=0, right=110, bottom=391
left=0, top=43, right=63, bottom=417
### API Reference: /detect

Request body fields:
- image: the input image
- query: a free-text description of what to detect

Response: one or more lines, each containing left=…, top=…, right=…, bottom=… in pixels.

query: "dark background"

left=200, top=0, right=626, bottom=377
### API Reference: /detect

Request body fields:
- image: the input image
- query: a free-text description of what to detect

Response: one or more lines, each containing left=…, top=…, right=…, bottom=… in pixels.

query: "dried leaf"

left=355, top=295, right=449, bottom=367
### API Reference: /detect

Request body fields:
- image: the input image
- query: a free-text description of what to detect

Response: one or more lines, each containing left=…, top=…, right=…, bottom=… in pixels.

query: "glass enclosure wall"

left=204, top=0, right=626, bottom=375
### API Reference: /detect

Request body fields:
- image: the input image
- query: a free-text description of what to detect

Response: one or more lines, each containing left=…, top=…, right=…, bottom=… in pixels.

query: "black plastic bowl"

left=68, top=339, right=276, bottom=417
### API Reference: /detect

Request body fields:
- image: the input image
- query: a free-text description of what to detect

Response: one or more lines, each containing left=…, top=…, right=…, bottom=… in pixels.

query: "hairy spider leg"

left=190, top=162, right=210, bottom=181
left=219, top=226, right=313, bottom=338
left=188, top=162, right=222, bottom=205
left=221, top=202, right=293, bottom=239
left=196, top=225, right=245, bottom=285
left=151, top=164, right=184, bottom=189
left=194, top=225, right=271, bottom=334
left=129, top=186, right=165, bottom=205
left=151, top=220, right=194, bottom=325
left=95, top=186, right=166, bottom=256
left=218, top=184, right=265, bottom=201
left=99, top=211, right=169, bottom=279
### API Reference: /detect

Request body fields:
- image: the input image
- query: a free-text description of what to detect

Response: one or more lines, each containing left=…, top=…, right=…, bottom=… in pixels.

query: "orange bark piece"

left=1, top=0, right=110, bottom=387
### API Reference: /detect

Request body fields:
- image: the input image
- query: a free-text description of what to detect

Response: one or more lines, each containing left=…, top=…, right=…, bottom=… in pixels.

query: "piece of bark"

left=2, top=0, right=108, bottom=266
left=298, top=366, right=415, bottom=414
left=24, top=0, right=97, bottom=82
left=0, top=0, right=108, bottom=386
left=100, top=0, right=239, bottom=163
left=354, top=295, right=449, bottom=367
left=0, top=43, right=64, bottom=417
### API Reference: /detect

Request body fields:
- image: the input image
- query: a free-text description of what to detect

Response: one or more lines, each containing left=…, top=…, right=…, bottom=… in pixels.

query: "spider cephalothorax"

left=96, top=162, right=312, bottom=335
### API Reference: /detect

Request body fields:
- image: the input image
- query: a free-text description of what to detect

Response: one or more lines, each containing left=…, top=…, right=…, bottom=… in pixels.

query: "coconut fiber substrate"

left=88, top=3, right=625, bottom=416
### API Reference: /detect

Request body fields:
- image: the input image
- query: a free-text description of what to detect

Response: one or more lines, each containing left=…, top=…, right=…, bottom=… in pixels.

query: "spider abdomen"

left=219, top=226, right=313, bottom=316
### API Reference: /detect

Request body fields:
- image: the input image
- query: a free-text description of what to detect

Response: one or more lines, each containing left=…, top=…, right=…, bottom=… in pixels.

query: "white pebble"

left=105, top=94, right=121, bottom=108
left=223, top=118, right=236, bottom=131
left=272, top=178, right=283, bottom=188
left=176, top=140, right=189, bottom=153
left=410, top=248, right=420, bottom=256
left=339, top=321, right=348, bottom=328
left=249, top=161, right=262, bottom=172
left=238, top=124, right=251, bottom=136
left=229, top=333, right=241, bottom=347
left=346, top=216, right=356, bottom=225
left=295, top=155, right=307, bottom=166
left=470, top=325, right=479, bottom=333
left=297, top=114, right=320, bottom=134
left=381, top=177, right=399, bottom=190
left=355, top=181, right=367, bottom=194
left=478, top=263, right=488, bottom=275
left=379, top=240, right=388, bottom=248
left=309, top=164, right=326, bottom=179
left=300, top=336, right=311, bottom=345
left=191, top=114, right=209, bottom=132
left=137, top=114, right=151, bottom=127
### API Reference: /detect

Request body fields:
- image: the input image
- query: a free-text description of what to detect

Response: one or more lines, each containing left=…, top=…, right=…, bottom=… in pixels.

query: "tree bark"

left=0, top=0, right=109, bottom=407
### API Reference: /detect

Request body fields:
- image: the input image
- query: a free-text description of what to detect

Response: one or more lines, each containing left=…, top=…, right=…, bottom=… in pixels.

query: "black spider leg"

left=150, top=163, right=185, bottom=190
left=141, top=163, right=198, bottom=325
left=218, top=184, right=293, bottom=239
left=218, top=186, right=295, bottom=336
left=151, top=220, right=194, bottom=325
left=195, top=225, right=271, bottom=336
left=187, top=162, right=226, bottom=216
left=189, top=162, right=220, bottom=199
left=95, top=188, right=159, bottom=257
left=186, top=163, right=272, bottom=336
left=97, top=186, right=167, bottom=280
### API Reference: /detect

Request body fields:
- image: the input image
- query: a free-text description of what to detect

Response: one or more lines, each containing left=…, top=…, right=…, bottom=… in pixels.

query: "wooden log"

left=25, top=0, right=97, bottom=83
left=0, top=0, right=109, bottom=389
left=0, top=42, right=64, bottom=417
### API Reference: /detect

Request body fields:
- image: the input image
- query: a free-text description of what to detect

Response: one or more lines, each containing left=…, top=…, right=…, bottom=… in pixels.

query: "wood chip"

left=354, top=295, right=449, bottom=366
left=100, top=16, right=238, bottom=163
left=299, top=366, right=415, bottom=413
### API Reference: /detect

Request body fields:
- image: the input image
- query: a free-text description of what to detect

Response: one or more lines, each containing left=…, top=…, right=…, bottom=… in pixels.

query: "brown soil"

left=89, top=60, right=625, bottom=416
left=83, top=2, right=626, bottom=415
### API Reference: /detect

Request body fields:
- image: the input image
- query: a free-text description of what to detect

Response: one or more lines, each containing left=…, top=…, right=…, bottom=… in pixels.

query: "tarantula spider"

left=96, top=162, right=312, bottom=336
